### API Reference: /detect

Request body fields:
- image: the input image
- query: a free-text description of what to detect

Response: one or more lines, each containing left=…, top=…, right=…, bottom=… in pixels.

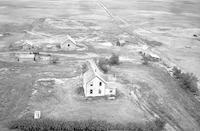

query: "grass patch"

left=7, top=118, right=165, bottom=131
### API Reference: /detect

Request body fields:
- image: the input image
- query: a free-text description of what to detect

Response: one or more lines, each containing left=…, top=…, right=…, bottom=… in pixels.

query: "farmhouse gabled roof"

left=66, top=35, right=77, bottom=45
left=61, top=35, right=79, bottom=46
left=83, top=59, right=108, bottom=85
left=83, top=69, right=96, bottom=85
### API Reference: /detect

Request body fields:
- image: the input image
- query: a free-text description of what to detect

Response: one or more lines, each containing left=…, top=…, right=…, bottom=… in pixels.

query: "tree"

left=98, top=58, right=109, bottom=73
left=109, top=53, right=119, bottom=65
left=98, top=54, right=120, bottom=73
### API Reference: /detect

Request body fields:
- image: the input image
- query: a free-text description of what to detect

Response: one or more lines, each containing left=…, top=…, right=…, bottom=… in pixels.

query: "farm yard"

left=0, top=0, right=200, bottom=131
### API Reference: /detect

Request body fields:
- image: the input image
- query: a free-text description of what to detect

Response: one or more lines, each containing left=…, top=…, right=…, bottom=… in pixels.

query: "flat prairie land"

left=0, top=0, right=200, bottom=131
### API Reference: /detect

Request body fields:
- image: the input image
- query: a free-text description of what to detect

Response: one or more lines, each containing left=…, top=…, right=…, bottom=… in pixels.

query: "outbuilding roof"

left=61, top=35, right=83, bottom=48
left=16, top=53, right=35, bottom=59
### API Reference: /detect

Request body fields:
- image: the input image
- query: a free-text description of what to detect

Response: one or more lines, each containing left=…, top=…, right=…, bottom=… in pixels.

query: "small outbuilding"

left=16, top=53, right=35, bottom=62
left=34, top=54, right=52, bottom=64
left=60, top=35, right=78, bottom=51
left=116, top=39, right=126, bottom=46
left=83, top=59, right=116, bottom=97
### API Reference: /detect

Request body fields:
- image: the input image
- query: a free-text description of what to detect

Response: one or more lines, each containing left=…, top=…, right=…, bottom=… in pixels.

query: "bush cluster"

left=98, top=53, right=119, bottom=73
left=81, top=63, right=88, bottom=73
left=172, top=67, right=199, bottom=94
left=140, top=52, right=160, bottom=65
left=98, top=58, right=109, bottom=73
left=76, top=86, right=84, bottom=95
left=109, top=53, right=119, bottom=65
left=7, top=118, right=165, bottom=131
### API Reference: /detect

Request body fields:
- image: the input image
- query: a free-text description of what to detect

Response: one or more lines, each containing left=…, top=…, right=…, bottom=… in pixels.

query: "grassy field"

left=0, top=0, right=200, bottom=131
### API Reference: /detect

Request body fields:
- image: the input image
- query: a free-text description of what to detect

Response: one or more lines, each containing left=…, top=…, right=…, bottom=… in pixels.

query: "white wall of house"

left=17, top=54, right=35, bottom=62
left=105, top=88, right=116, bottom=96
left=85, top=77, right=106, bottom=97
left=61, top=42, right=76, bottom=50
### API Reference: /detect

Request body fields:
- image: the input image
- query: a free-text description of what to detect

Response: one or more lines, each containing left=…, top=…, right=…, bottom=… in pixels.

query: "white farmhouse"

left=83, top=60, right=116, bottom=97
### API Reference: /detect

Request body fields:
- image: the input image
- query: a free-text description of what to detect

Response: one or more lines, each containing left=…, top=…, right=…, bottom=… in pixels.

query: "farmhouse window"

left=90, top=89, right=93, bottom=94
left=68, top=44, right=70, bottom=47
left=90, top=83, right=93, bottom=86
left=99, top=82, right=102, bottom=86
left=98, top=89, right=101, bottom=94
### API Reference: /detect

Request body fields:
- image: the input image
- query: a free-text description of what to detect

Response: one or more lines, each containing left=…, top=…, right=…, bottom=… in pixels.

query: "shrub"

left=172, top=67, right=199, bottom=94
left=172, top=66, right=182, bottom=79
left=98, top=58, right=109, bottom=73
left=142, top=118, right=166, bottom=131
left=140, top=52, right=150, bottom=65
left=140, top=52, right=160, bottom=65
left=81, top=63, right=88, bottom=73
left=98, top=54, right=120, bottom=73
left=141, top=55, right=150, bottom=65
left=109, top=53, right=119, bottom=65
left=7, top=118, right=165, bottom=131
left=75, top=86, right=84, bottom=96
left=154, top=117, right=166, bottom=130
left=50, top=56, right=59, bottom=64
